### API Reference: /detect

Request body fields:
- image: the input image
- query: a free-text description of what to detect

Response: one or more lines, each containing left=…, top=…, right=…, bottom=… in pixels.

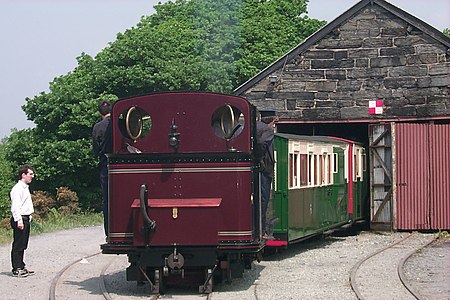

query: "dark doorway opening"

left=278, top=122, right=369, bottom=146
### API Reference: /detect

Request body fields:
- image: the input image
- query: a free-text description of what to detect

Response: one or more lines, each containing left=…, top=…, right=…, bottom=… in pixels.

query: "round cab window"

left=211, top=105, right=245, bottom=140
left=126, top=107, right=142, bottom=140
left=119, top=106, right=152, bottom=141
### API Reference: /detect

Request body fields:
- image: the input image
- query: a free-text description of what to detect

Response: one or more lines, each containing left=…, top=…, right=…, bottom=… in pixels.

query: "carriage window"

left=318, top=154, right=323, bottom=185
left=354, top=148, right=365, bottom=181
left=211, top=105, right=245, bottom=139
left=362, top=153, right=366, bottom=172
left=354, top=148, right=361, bottom=181
left=289, top=154, right=294, bottom=188
left=309, top=153, right=314, bottom=186
left=313, top=154, right=318, bottom=186
left=293, top=152, right=298, bottom=187
left=327, top=154, right=332, bottom=184
left=300, top=154, right=308, bottom=187
left=333, top=153, right=338, bottom=173
left=118, top=106, right=152, bottom=141
left=289, top=152, right=300, bottom=188
left=360, top=152, right=366, bottom=181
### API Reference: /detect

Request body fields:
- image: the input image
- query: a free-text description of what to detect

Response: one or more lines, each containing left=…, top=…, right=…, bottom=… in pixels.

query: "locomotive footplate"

left=100, top=243, right=135, bottom=254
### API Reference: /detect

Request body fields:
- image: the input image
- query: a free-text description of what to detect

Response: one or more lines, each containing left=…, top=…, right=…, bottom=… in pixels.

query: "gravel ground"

left=0, top=226, right=104, bottom=300
left=0, top=226, right=448, bottom=299
left=403, top=237, right=450, bottom=300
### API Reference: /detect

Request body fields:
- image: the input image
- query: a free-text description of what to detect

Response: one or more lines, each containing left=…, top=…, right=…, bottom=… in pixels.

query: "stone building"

left=235, top=0, right=450, bottom=231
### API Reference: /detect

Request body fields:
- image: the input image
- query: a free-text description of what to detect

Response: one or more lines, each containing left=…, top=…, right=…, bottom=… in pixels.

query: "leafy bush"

left=55, top=187, right=80, bottom=215
left=32, top=187, right=80, bottom=219
left=31, top=190, right=56, bottom=220
left=1, top=186, right=81, bottom=227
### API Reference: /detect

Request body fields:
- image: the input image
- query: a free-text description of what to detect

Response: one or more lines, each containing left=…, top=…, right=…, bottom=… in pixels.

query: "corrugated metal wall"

left=429, top=124, right=450, bottom=230
left=395, top=123, right=450, bottom=230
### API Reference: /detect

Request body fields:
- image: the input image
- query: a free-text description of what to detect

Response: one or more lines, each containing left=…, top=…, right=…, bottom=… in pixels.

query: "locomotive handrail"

left=140, top=184, right=156, bottom=231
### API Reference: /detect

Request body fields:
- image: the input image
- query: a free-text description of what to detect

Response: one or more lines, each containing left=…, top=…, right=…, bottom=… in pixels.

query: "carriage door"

left=369, top=123, right=393, bottom=231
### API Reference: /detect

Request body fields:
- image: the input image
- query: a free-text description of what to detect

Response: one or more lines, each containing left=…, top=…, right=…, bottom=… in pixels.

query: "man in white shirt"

left=10, top=164, right=35, bottom=277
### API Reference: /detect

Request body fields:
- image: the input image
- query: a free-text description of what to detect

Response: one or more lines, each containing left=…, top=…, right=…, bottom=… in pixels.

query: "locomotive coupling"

left=165, top=247, right=185, bottom=275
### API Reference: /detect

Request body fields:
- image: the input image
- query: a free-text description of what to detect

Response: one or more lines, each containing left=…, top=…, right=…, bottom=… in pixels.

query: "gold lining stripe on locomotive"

left=109, top=232, right=134, bottom=238
left=109, top=166, right=252, bottom=174
left=218, top=231, right=253, bottom=236
left=131, top=198, right=222, bottom=207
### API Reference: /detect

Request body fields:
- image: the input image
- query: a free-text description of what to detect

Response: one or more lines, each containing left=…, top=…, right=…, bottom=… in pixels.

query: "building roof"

left=234, top=0, right=450, bottom=96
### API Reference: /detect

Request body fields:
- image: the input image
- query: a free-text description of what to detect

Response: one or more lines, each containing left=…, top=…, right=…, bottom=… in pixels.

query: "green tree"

left=237, top=0, right=325, bottom=81
left=443, top=28, right=450, bottom=38
left=6, top=0, right=325, bottom=209
left=0, top=140, right=14, bottom=218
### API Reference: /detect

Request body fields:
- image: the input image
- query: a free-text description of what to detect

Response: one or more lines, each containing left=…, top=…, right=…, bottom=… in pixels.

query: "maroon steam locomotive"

left=101, top=92, right=265, bottom=293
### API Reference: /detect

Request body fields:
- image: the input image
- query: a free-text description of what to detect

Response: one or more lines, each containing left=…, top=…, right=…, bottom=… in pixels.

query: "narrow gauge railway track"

left=49, top=251, right=214, bottom=300
left=350, top=232, right=437, bottom=300
left=49, top=251, right=105, bottom=300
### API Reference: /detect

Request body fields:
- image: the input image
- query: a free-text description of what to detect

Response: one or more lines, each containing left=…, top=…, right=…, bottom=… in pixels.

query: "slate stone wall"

left=242, top=5, right=450, bottom=121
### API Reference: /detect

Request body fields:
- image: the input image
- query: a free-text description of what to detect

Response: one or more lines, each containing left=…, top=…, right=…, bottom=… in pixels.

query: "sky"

left=1, top=0, right=449, bottom=139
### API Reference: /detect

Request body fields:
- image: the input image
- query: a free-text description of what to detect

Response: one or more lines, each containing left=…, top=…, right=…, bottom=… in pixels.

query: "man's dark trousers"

left=10, top=215, right=30, bottom=270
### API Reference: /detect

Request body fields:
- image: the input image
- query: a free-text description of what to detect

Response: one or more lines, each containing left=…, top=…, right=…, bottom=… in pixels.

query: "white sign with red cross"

left=368, top=100, right=383, bottom=115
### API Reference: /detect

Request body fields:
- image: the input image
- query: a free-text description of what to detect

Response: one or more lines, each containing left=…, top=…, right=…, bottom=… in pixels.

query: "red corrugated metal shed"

left=395, top=123, right=450, bottom=230
left=429, top=124, right=450, bottom=230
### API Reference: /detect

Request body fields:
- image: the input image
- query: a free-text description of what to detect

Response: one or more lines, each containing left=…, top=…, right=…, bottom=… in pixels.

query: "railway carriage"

left=267, top=134, right=368, bottom=247
left=101, top=92, right=265, bottom=293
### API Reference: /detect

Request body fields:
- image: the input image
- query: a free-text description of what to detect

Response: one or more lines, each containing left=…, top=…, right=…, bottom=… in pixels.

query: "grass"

left=438, top=230, right=449, bottom=239
left=0, top=210, right=103, bottom=245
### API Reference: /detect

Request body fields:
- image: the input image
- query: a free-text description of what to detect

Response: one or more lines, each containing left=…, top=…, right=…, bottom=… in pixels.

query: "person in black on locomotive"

left=256, top=109, right=278, bottom=239
left=10, top=164, right=35, bottom=277
left=92, top=100, right=113, bottom=236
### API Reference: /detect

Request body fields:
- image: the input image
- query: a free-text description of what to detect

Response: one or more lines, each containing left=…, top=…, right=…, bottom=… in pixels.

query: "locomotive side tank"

left=101, top=92, right=264, bottom=293
left=267, top=134, right=368, bottom=247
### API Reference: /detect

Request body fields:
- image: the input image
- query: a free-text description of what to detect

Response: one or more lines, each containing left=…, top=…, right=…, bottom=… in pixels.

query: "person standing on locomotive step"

left=256, top=110, right=278, bottom=239
left=92, top=100, right=113, bottom=236
left=10, top=164, right=35, bottom=277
